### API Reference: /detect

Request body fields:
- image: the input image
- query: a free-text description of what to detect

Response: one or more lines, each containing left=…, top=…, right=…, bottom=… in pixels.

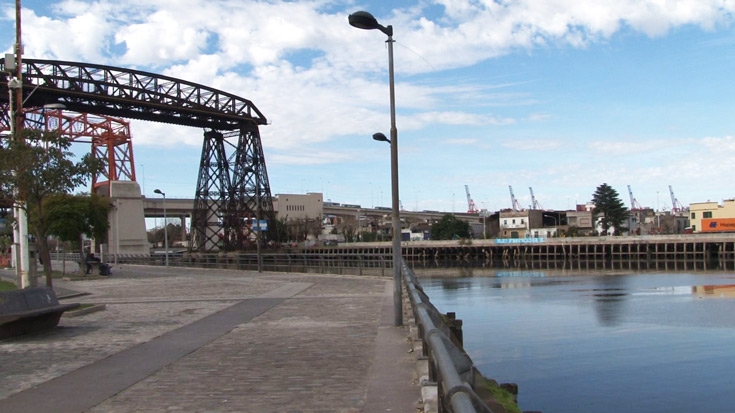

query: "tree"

left=359, top=231, right=377, bottom=242
left=591, top=183, right=628, bottom=235
left=45, top=194, right=111, bottom=272
left=271, top=218, right=289, bottom=244
left=0, top=130, right=104, bottom=285
left=431, top=214, right=471, bottom=240
left=148, top=222, right=183, bottom=246
left=337, top=216, right=358, bottom=242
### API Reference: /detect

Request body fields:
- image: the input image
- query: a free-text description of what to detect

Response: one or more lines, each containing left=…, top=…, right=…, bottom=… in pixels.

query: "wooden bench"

left=0, top=286, right=80, bottom=339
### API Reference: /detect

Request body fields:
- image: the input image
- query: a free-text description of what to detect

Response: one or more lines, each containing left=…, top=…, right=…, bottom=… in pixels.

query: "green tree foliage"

left=359, top=231, right=377, bottom=242
left=45, top=194, right=110, bottom=244
left=0, top=130, right=104, bottom=285
left=430, top=214, right=471, bottom=240
left=272, top=218, right=289, bottom=244
left=591, top=183, right=628, bottom=235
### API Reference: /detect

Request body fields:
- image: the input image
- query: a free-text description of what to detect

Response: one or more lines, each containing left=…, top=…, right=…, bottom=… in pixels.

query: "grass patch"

left=0, top=280, right=17, bottom=291
left=474, top=374, right=522, bottom=413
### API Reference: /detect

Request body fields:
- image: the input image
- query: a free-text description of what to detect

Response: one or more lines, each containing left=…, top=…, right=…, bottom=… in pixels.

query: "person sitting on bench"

left=85, top=252, right=111, bottom=275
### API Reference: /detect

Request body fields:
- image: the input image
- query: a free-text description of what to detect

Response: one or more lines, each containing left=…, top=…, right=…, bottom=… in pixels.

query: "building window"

left=691, top=212, right=695, bottom=219
left=704, top=211, right=712, bottom=218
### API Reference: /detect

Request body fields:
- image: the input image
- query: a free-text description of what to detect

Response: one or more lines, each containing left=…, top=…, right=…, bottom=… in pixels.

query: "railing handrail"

left=401, top=258, right=495, bottom=413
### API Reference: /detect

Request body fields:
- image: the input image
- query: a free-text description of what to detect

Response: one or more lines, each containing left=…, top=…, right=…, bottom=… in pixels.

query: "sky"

left=3, top=0, right=735, bottom=214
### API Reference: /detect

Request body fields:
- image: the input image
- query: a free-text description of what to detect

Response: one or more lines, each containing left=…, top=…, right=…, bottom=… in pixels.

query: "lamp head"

left=372, top=132, right=390, bottom=144
left=7, top=77, right=21, bottom=89
left=348, top=11, right=393, bottom=36
left=43, top=102, right=66, bottom=110
left=154, top=189, right=164, bottom=196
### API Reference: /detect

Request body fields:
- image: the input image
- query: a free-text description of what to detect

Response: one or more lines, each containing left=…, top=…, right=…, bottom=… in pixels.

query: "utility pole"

left=9, top=0, right=31, bottom=288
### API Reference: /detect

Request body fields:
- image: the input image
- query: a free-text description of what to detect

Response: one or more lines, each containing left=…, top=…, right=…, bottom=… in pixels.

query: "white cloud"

left=5, top=0, right=735, bottom=206
left=16, top=8, right=114, bottom=61
left=446, top=138, right=478, bottom=145
left=501, top=138, right=562, bottom=151
left=269, top=149, right=357, bottom=166
left=701, top=135, right=735, bottom=151
left=588, top=139, right=661, bottom=156
left=114, top=10, right=211, bottom=65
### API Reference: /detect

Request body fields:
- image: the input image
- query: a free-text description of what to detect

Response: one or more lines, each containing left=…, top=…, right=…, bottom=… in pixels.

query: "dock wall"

left=307, top=235, right=735, bottom=271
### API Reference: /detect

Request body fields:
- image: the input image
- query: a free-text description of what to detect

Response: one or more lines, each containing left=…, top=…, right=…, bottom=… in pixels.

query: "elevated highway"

left=142, top=198, right=483, bottom=227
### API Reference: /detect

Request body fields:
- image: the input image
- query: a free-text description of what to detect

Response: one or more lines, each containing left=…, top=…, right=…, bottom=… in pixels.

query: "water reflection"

left=591, top=276, right=629, bottom=327
left=496, top=270, right=546, bottom=278
left=692, top=284, right=735, bottom=298
left=439, top=278, right=472, bottom=291
left=418, top=268, right=735, bottom=413
left=408, top=257, right=733, bottom=272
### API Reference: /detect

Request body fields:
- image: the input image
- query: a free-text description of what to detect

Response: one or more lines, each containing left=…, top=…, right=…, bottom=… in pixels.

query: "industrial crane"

left=465, top=185, right=479, bottom=214
left=509, top=185, right=523, bottom=211
left=627, top=185, right=642, bottom=210
left=669, top=185, right=686, bottom=214
left=529, top=187, right=543, bottom=210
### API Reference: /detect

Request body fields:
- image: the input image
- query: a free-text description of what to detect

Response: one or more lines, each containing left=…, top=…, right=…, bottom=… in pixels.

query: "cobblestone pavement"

left=0, top=263, right=420, bottom=413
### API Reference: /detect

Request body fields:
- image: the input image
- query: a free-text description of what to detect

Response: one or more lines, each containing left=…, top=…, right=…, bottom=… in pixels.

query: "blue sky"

left=3, top=0, right=735, bottom=213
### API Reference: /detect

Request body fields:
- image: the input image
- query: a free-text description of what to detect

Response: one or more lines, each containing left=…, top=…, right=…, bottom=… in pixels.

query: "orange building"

left=689, top=200, right=735, bottom=233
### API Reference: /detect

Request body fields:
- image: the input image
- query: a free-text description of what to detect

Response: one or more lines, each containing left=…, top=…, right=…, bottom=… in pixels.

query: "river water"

left=416, top=267, right=735, bottom=413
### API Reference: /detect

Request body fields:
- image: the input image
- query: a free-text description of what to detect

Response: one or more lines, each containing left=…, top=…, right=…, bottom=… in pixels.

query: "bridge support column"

left=191, top=125, right=277, bottom=253
left=107, top=181, right=149, bottom=258
left=180, top=214, right=187, bottom=245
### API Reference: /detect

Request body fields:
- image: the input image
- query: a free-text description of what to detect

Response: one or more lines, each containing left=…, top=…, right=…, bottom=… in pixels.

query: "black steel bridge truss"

left=1, top=58, right=277, bottom=252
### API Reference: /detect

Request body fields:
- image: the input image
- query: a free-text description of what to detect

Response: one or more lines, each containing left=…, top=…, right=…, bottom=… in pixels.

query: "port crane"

left=509, top=185, right=524, bottom=211
left=465, top=185, right=479, bottom=214
left=529, top=187, right=543, bottom=210
left=627, top=185, right=643, bottom=210
left=669, top=185, right=686, bottom=214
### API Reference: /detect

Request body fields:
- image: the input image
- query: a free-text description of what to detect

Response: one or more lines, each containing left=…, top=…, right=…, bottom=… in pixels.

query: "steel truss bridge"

left=0, top=58, right=276, bottom=252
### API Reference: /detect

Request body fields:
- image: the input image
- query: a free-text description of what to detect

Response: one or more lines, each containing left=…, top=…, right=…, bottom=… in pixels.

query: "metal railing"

left=401, top=259, right=496, bottom=413
left=88, top=252, right=393, bottom=276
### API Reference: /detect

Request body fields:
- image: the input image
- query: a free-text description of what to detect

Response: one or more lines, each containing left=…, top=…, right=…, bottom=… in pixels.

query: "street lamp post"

left=153, top=189, right=169, bottom=267
left=481, top=202, right=488, bottom=239
left=544, top=214, right=559, bottom=237
left=350, top=10, right=402, bottom=326
left=6, top=0, right=32, bottom=288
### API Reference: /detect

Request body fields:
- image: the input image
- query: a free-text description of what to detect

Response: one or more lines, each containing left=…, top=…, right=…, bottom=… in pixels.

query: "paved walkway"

left=0, top=263, right=421, bottom=413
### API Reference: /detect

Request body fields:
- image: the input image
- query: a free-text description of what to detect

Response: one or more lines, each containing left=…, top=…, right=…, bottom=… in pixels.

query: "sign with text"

left=494, top=237, right=546, bottom=244
left=701, top=218, right=735, bottom=232
left=251, top=219, right=268, bottom=231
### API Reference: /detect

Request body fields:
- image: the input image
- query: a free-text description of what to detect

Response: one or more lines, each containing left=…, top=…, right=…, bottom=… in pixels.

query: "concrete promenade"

left=0, top=263, right=421, bottom=413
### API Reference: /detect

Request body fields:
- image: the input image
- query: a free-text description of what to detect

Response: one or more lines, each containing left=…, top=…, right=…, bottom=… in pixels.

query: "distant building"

left=273, top=193, right=323, bottom=221
left=689, top=200, right=735, bottom=233
left=565, top=210, right=595, bottom=236
left=499, top=210, right=531, bottom=238
left=629, top=208, right=654, bottom=235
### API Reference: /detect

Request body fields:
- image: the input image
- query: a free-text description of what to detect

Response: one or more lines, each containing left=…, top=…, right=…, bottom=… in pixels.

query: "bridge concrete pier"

left=106, top=181, right=149, bottom=257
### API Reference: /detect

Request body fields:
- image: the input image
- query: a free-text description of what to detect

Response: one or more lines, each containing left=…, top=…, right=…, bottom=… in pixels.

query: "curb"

left=63, top=304, right=107, bottom=318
